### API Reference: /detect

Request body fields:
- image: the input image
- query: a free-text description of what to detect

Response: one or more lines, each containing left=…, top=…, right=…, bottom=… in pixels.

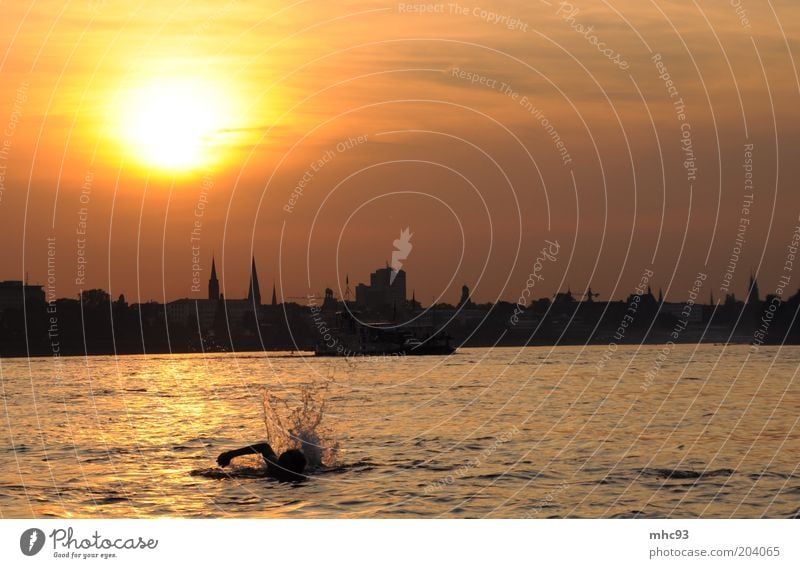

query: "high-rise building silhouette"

left=208, top=256, right=220, bottom=301
left=355, top=266, right=406, bottom=311
left=247, top=257, right=261, bottom=306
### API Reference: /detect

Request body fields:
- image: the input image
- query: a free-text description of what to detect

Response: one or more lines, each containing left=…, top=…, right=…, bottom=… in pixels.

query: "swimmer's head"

left=276, top=449, right=306, bottom=481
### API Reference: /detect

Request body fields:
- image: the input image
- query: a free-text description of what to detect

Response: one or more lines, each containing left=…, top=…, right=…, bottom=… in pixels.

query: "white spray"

left=261, top=381, right=339, bottom=469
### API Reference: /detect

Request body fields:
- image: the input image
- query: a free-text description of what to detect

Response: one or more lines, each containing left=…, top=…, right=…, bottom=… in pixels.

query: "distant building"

left=355, top=266, right=406, bottom=311
left=322, top=287, right=339, bottom=311
left=660, top=302, right=703, bottom=324
left=162, top=256, right=266, bottom=332
left=458, top=284, right=473, bottom=308
left=0, top=280, right=45, bottom=313
left=408, top=290, right=421, bottom=310
left=553, top=288, right=576, bottom=305
left=585, top=287, right=600, bottom=302
left=747, top=272, right=760, bottom=305
left=208, top=257, right=220, bottom=301
left=625, top=286, right=658, bottom=309
left=166, top=298, right=216, bottom=330
left=247, top=256, right=261, bottom=306
left=130, top=301, right=165, bottom=326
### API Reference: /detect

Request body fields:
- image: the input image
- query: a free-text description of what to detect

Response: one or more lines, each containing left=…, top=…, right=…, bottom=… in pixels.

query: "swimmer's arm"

left=216, top=442, right=277, bottom=467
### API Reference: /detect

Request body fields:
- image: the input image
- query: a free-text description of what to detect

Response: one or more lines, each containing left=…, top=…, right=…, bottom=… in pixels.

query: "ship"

left=314, top=310, right=456, bottom=357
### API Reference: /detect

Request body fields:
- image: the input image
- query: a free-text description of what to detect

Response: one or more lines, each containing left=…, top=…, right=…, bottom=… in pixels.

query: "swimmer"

left=217, top=442, right=307, bottom=482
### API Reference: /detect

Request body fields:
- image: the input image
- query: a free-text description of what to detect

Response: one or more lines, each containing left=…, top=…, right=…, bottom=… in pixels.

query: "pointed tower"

left=208, top=256, right=220, bottom=301
left=271, top=283, right=277, bottom=306
left=459, top=284, right=471, bottom=308
left=247, top=257, right=261, bottom=306
left=747, top=271, right=760, bottom=305
left=658, top=288, right=663, bottom=304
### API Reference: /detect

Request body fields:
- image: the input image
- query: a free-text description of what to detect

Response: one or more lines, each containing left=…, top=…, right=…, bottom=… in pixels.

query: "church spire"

left=271, top=282, right=277, bottom=306
left=748, top=270, right=760, bottom=305
left=247, top=256, right=261, bottom=306
left=208, top=255, right=220, bottom=301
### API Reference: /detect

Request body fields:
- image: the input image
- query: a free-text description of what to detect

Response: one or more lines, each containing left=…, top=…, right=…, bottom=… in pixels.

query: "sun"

left=117, top=78, right=231, bottom=172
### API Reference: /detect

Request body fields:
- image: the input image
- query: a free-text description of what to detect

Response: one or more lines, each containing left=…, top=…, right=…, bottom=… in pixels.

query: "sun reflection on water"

left=1, top=347, right=799, bottom=518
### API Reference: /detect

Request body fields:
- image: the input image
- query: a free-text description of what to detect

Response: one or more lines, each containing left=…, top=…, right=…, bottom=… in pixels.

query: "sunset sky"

left=1, top=1, right=799, bottom=306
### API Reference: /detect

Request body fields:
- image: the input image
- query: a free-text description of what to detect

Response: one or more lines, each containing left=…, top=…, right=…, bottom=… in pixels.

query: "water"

left=1, top=345, right=799, bottom=518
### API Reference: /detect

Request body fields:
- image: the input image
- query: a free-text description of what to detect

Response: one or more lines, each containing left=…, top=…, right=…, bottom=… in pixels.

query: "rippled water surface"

left=1, top=345, right=799, bottom=518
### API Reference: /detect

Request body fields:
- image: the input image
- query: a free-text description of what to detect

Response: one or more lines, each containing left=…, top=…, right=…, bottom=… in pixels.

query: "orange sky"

left=1, top=1, right=799, bottom=306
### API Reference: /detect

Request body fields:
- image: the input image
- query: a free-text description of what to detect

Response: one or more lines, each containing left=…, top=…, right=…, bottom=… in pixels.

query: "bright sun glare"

left=118, top=78, right=230, bottom=172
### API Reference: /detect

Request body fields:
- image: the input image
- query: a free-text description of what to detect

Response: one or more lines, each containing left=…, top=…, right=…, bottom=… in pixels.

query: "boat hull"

left=314, top=344, right=456, bottom=357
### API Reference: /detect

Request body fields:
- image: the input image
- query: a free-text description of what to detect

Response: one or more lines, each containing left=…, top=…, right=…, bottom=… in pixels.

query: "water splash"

left=261, top=381, right=339, bottom=470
